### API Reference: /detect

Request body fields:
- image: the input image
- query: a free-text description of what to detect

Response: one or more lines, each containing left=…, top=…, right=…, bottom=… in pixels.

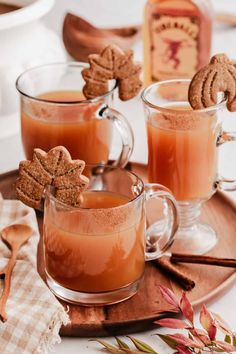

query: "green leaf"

left=233, top=335, right=236, bottom=347
left=127, top=336, right=158, bottom=353
left=115, top=337, right=130, bottom=350
left=208, top=347, right=225, bottom=353
left=224, top=335, right=232, bottom=344
left=90, top=339, right=124, bottom=354
left=157, top=334, right=177, bottom=350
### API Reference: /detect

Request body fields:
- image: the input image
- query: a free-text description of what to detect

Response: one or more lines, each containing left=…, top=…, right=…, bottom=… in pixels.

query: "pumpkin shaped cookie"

left=188, top=53, right=236, bottom=112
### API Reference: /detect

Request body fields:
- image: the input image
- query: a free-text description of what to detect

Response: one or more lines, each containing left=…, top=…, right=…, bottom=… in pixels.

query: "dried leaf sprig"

left=93, top=285, right=236, bottom=354
left=155, top=285, right=236, bottom=353
left=91, top=336, right=158, bottom=354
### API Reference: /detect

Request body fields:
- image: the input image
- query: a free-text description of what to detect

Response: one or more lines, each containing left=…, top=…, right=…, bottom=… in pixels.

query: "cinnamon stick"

left=171, top=253, right=236, bottom=268
left=153, top=257, right=195, bottom=291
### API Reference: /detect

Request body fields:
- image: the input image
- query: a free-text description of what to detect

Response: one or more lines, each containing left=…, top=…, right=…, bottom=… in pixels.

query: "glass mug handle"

left=97, top=104, right=134, bottom=168
left=144, top=183, right=179, bottom=261
left=216, top=131, right=236, bottom=191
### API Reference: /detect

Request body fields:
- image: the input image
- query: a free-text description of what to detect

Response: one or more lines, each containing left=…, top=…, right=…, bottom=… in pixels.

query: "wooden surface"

left=0, top=164, right=236, bottom=337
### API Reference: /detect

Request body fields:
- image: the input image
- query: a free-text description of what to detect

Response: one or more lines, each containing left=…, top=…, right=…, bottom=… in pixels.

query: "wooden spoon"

left=0, top=224, right=33, bottom=322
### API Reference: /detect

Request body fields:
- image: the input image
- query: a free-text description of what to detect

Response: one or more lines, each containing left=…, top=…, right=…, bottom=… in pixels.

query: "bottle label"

left=150, top=14, right=199, bottom=80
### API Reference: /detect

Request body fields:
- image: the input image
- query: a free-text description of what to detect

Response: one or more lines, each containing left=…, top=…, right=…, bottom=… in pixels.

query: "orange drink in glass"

left=16, top=63, right=134, bottom=167
left=43, top=165, right=178, bottom=305
left=142, top=79, right=236, bottom=254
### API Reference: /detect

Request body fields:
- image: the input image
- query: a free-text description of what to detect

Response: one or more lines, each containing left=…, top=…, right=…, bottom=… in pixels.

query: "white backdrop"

left=1, top=1, right=236, bottom=354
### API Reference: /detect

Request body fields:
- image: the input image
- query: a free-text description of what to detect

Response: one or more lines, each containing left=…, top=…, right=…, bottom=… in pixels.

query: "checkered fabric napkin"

left=0, top=196, right=69, bottom=354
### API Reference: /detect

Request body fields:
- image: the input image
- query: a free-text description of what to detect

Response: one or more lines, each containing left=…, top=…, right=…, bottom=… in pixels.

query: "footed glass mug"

left=43, top=165, right=178, bottom=305
left=142, top=79, right=236, bottom=255
left=16, top=62, right=133, bottom=167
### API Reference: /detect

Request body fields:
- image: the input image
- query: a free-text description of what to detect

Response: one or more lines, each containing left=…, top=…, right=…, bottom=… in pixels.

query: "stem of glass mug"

left=171, top=200, right=218, bottom=255
left=177, top=201, right=201, bottom=229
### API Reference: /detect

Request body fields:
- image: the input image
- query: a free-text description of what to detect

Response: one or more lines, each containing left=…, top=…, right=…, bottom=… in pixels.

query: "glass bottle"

left=143, top=0, right=213, bottom=85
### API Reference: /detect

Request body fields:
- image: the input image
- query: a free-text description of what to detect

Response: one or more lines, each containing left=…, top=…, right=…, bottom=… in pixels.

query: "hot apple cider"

left=44, top=191, right=146, bottom=293
left=21, top=90, right=113, bottom=163
left=147, top=104, right=219, bottom=201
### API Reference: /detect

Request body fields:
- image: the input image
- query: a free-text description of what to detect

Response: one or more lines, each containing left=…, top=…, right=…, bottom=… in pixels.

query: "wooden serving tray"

left=0, top=163, right=236, bottom=337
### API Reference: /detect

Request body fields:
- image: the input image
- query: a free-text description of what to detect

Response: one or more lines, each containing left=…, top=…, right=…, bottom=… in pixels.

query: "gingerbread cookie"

left=82, top=44, right=142, bottom=101
left=188, top=53, right=236, bottom=112
left=16, top=146, right=89, bottom=208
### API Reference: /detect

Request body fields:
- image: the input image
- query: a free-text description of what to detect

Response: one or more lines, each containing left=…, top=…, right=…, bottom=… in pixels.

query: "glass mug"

left=142, top=79, right=236, bottom=255
left=16, top=62, right=134, bottom=167
left=43, top=165, right=178, bottom=305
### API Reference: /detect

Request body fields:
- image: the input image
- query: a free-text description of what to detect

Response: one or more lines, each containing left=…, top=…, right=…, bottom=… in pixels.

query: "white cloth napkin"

left=0, top=196, right=69, bottom=354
